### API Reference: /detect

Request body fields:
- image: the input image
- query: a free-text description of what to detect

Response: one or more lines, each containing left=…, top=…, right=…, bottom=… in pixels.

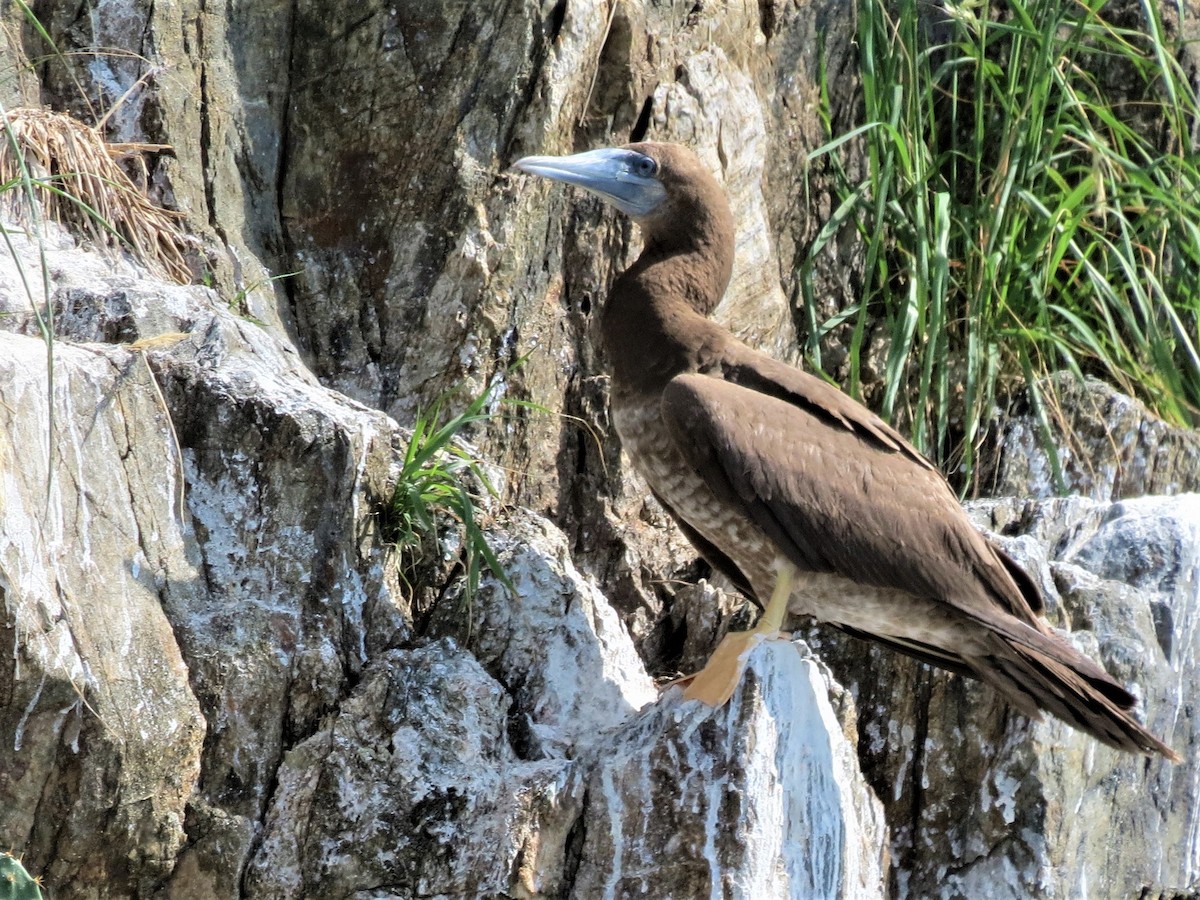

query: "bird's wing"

left=716, top=346, right=1048, bottom=617
left=658, top=367, right=1043, bottom=628
left=716, top=344, right=941, bottom=475
left=834, top=624, right=979, bottom=678
left=662, top=370, right=1161, bottom=730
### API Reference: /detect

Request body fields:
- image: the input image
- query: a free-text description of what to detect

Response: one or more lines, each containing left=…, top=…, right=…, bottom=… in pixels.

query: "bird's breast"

left=611, top=396, right=779, bottom=592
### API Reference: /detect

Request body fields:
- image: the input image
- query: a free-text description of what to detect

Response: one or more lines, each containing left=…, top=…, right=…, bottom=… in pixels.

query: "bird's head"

left=513, top=142, right=731, bottom=250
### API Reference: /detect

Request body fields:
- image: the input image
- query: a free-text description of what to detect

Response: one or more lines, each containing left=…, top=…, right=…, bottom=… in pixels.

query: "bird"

left=513, top=141, right=1179, bottom=761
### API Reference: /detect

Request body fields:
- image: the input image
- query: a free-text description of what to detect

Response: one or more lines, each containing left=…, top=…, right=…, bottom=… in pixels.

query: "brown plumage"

left=515, top=141, right=1178, bottom=761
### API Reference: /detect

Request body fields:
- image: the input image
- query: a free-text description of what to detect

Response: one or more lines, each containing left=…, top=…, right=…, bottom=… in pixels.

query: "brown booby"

left=514, top=141, right=1178, bottom=761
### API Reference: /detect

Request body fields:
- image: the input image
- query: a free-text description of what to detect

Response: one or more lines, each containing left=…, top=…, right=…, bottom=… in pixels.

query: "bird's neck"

left=637, top=218, right=733, bottom=317
left=601, top=234, right=733, bottom=395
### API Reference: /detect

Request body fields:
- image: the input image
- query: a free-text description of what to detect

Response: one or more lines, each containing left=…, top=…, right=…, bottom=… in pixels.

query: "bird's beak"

left=513, top=148, right=667, bottom=218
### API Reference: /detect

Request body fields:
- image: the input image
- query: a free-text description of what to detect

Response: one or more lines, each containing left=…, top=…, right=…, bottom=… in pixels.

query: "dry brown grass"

left=0, top=107, right=193, bottom=283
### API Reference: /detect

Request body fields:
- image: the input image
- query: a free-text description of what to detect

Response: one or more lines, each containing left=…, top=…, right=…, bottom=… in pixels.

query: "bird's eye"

left=634, top=155, right=659, bottom=178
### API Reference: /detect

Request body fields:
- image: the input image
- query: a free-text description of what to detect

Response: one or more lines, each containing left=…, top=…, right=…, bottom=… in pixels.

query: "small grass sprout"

left=384, top=377, right=514, bottom=625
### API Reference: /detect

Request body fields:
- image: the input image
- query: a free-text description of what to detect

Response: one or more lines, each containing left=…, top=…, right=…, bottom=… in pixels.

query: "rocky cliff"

left=1, top=0, right=1198, bottom=897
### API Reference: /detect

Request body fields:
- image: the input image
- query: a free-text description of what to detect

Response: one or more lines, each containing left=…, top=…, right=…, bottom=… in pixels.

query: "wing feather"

left=719, top=345, right=939, bottom=474
left=653, top=345, right=1175, bottom=759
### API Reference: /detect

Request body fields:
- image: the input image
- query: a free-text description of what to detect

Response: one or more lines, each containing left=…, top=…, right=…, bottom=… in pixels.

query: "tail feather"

left=834, top=612, right=1178, bottom=761
left=974, top=637, right=1180, bottom=762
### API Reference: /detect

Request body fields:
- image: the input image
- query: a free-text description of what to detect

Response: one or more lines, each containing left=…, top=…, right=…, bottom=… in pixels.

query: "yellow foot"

left=680, top=558, right=799, bottom=707
left=681, top=629, right=788, bottom=706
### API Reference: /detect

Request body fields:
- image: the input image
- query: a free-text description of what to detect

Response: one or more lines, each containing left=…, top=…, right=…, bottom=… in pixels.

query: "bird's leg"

left=754, top=558, right=796, bottom=635
left=681, top=560, right=797, bottom=706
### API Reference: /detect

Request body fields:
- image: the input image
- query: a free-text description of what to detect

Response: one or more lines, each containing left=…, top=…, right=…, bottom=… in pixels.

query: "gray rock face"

left=0, top=331, right=204, bottom=895
left=2, top=234, right=1199, bottom=897
left=987, top=374, right=1200, bottom=500
left=236, top=485, right=888, bottom=898
left=242, top=638, right=888, bottom=900
left=0, top=238, right=889, bottom=898
left=243, top=640, right=542, bottom=899
left=570, top=644, right=887, bottom=900
left=428, top=514, right=659, bottom=760
left=2, top=0, right=1199, bottom=897
left=0, top=233, right=407, bottom=896
left=13, top=0, right=860, bottom=648
left=155, top=320, right=411, bottom=899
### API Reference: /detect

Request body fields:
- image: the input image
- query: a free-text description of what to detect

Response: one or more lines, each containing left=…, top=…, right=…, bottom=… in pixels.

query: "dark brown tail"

left=975, top=633, right=1180, bottom=762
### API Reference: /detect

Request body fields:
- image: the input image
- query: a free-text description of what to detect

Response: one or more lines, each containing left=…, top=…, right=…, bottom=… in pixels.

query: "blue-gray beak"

left=514, top=148, right=667, bottom=218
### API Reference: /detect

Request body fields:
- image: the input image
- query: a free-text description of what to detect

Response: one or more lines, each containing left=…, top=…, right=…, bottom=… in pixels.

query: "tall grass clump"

left=807, top=0, right=1200, bottom=492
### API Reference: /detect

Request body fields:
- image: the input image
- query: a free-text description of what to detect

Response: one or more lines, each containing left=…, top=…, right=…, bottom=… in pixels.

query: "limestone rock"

left=4, top=1, right=1200, bottom=897
left=428, top=513, right=658, bottom=759
left=0, top=234, right=891, bottom=898
left=986, top=374, right=1200, bottom=500
left=242, top=635, right=888, bottom=900
left=0, top=331, right=204, bottom=895
left=0, top=234, right=408, bottom=897
left=571, top=642, right=888, bottom=900
left=3, top=232, right=1199, bottom=898
left=239, top=509, right=888, bottom=899
left=242, top=640, right=553, bottom=899
left=14, top=0, right=867, bottom=687
left=150, top=318, right=409, bottom=899
left=0, top=221, right=211, bottom=344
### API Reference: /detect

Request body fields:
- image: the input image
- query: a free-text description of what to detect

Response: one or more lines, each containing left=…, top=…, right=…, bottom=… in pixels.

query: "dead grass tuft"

left=0, top=107, right=193, bottom=283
